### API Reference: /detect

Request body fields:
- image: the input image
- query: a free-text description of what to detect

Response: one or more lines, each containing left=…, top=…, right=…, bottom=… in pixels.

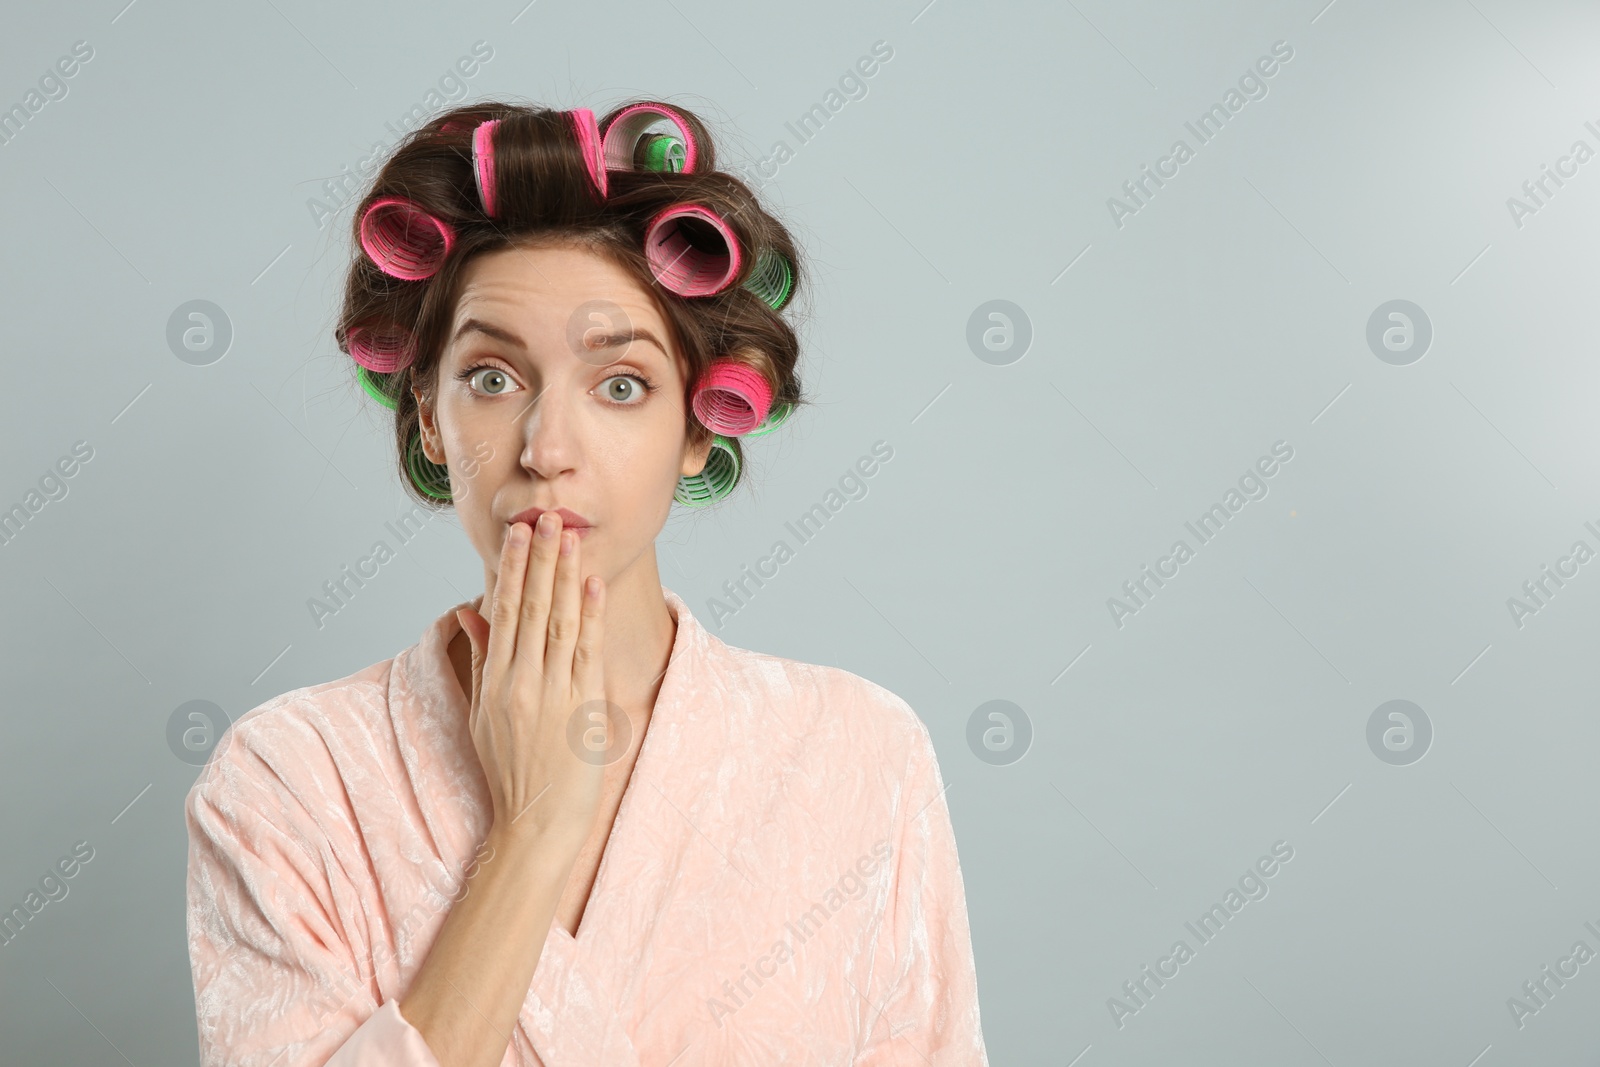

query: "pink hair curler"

left=346, top=323, right=418, bottom=374
left=471, top=119, right=501, bottom=217
left=692, top=359, right=773, bottom=436
left=644, top=204, right=742, bottom=297
left=602, top=103, right=699, bottom=174
left=570, top=108, right=608, bottom=199
left=359, top=196, right=456, bottom=280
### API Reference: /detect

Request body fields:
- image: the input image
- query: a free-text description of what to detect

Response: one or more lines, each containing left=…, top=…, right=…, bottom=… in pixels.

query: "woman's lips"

left=507, top=506, right=593, bottom=538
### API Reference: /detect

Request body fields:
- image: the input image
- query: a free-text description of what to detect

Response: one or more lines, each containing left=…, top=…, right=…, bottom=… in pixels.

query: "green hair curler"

left=673, top=434, right=739, bottom=507
left=742, top=399, right=791, bottom=438
left=638, top=132, right=687, bottom=173
left=359, top=366, right=403, bottom=410
left=742, top=247, right=794, bottom=311
left=404, top=430, right=453, bottom=501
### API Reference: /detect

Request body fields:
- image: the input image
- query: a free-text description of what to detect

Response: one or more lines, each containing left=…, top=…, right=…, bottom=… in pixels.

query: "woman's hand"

left=453, top=512, right=608, bottom=851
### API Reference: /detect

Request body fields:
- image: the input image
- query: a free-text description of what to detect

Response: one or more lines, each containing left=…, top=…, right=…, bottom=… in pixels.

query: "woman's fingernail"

left=537, top=512, right=558, bottom=538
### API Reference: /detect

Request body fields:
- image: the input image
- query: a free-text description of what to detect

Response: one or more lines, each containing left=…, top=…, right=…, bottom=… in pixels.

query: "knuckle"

left=547, top=615, right=577, bottom=644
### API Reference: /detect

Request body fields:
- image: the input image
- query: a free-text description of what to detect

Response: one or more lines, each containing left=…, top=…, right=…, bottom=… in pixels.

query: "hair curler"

left=692, top=359, right=773, bottom=436
left=743, top=399, right=792, bottom=438
left=602, top=103, right=699, bottom=174
left=358, top=366, right=402, bottom=410
left=644, top=204, right=742, bottom=297
left=569, top=108, right=608, bottom=199
left=346, top=324, right=418, bottom=375
left=639, top=133, right=687, bottom=173
left=674, top=434, right=739, bottom=507
left=404, top=431, right=452, bottom=501
left=741, top=247, right=794, bottom=311
left=359, top=196, right=456, bottom=280
left=471, top=119, right=501, bottom=217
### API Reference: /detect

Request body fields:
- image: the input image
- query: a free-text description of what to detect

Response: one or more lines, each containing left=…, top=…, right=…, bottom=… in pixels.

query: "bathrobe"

left=185, top=587, right=988, bottom=1066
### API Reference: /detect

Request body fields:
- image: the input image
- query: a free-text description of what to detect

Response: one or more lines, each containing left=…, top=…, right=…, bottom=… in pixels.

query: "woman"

left=184, top=99, right=988, bottom=1067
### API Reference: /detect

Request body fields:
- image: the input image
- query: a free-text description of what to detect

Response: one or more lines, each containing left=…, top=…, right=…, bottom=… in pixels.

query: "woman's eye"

left=464, top=366, right=519, bottom=396
left=600, top=374, right=650, bottom=405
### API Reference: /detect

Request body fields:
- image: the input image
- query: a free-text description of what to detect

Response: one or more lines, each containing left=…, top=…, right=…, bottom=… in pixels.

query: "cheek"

left=596, top=415, right=686, bottom=506
left=595, top=426, right=679, bottom=489
left=436, top=399, right=514, bottom=498
left=438, top=391, right=511, bottom=446
left=643, top=408, right=691, bottom=479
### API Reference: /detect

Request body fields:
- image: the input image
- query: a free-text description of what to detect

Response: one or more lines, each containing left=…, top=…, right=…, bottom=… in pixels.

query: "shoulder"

left=705, top=634, right=935, bottom=771
left=183, top=653, right=396, bottom=830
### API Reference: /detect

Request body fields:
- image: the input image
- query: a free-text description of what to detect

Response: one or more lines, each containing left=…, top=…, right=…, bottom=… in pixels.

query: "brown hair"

left=334, top=99, right=809, bottom=510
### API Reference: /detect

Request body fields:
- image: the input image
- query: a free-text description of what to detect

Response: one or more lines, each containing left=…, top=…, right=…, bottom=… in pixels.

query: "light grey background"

left=3, top=0, right=1598, bottom=1063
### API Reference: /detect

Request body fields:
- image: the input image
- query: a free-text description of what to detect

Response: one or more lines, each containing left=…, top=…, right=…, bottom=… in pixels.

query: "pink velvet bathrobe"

left=185, top=587, right=988, bottom=1066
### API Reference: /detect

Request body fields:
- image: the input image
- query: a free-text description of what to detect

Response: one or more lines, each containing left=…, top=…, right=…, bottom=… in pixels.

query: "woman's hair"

left=333, top=99, right=809, bottom=510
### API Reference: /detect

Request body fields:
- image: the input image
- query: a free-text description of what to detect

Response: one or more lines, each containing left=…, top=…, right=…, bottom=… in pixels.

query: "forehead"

left=449, top=243, right=673, bottom=353
left=445, top=243, right=688, bottom=379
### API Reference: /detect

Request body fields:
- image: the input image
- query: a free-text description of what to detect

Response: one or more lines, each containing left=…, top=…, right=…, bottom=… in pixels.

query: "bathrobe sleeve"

left=185, top=742, right=445, bottom=1067
left=854, top=723, right=989, bottom=1066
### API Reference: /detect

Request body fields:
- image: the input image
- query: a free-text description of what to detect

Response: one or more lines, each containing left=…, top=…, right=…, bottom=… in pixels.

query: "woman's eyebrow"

left=452, top=317, right=524, bottom=348
left=583, top=326, right=668, bottom=359
left=451, top=316, right=669, bottom=360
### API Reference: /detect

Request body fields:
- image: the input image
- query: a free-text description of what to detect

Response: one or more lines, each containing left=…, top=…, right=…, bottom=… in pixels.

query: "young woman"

left=184, top=99, right=988, bottom=1067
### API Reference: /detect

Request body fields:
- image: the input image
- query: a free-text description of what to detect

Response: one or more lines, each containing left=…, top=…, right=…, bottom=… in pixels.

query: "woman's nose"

left=518, top=387, right=578, bottom=479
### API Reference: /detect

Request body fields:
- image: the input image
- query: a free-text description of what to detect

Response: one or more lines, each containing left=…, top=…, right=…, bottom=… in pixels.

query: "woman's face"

left=414, top=241, right=711, bottom=598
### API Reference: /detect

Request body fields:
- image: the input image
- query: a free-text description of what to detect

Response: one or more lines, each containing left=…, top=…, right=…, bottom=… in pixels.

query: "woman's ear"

left=413, top=383, right=447, bottom=465
left=680, top=424, right=714, bottom=477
